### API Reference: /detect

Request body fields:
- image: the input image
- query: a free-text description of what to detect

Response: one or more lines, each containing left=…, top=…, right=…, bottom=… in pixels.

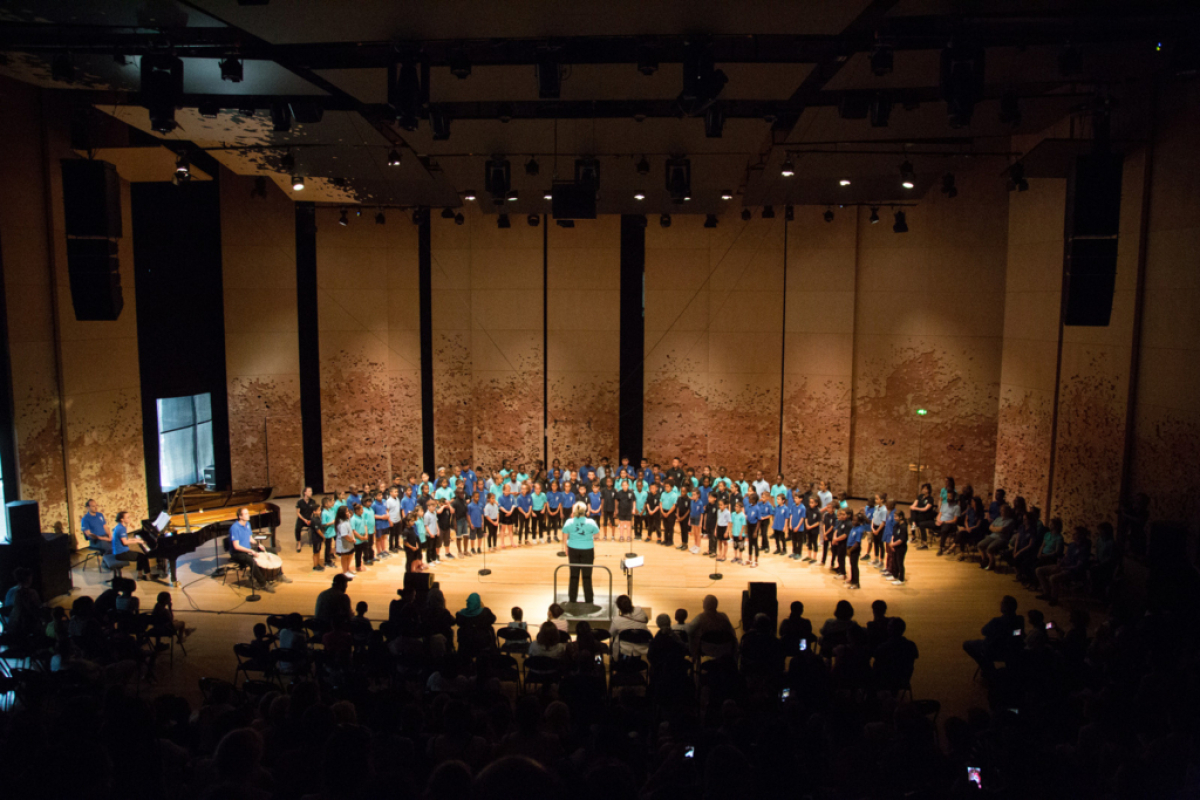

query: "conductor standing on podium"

left=564, top=502, right=599, bottom=605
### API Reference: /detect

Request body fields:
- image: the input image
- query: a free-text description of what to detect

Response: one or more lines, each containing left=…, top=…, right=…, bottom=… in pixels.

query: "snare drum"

left=253, top=551, right=284, bottom=583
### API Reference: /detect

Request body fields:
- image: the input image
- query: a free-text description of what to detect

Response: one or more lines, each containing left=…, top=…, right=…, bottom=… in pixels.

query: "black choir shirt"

left=601, top=487, right=616, bottom=513
left=615, top=490, right=634, bottom=517
left=452, top=497, right=468, bottom=520
left=296, top=497, right=319, bottom=525
left=645, top=493, right=661, bottom=517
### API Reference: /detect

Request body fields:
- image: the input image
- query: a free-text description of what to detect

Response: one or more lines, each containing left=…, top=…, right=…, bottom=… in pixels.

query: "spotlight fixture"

left=574, top=157, right=600, bottom=193
left=463, top=189, right=477, bottom=201
left=762, top=205, right=775, bottom=219
left=291, top=175, right=305, bottom=191
left=556, top=219, right=576, bottom=228
left=524, top=156, right=540, bottom=176
left=704, top=106, right=725, bottom=138
left=497, top=213, right=511, bottom=229
left=780, top=159, right=796, bottom=177
left=219, top=57, right=243, bottom=82
left=869, top=206, right=880, bottom=224
left=390, top=59, right=422, bottom=131
left=386, top=149, right=402, bottom=167
left=785, top=205, right=795, bottom=222
left=703, top=214, right=718, bottom=229
left=485, top=157, right=512, bottom=204
left=720, top=189, right=733, bottom=200
left=250, top=176, right=268, bottom=198
left=940, top=40, right=985, bottom=128
left=454, top=213, right=465, bottom=225
left=505, top=189, right=519, bottom=202
left=636, top=156, right=651, bottom=176
left=899, top=159, right=915, bottom=189
left=449, top=47, right=472, bottom=79
left=637, top=41, right=659, bottom=76
left=1006, top=163, right=1029, bottom=192
left=440, top=208, right=456, bottom=219
left=839, top=179, right=851, bottom=186
left=665, top=157, right=692, bottom=205
left=140, top=53, right=184, bottom=134
left=527, top=213, right=540, bottom=227
left=174, top=152, right=190, bottom=180
left=411, top=208, right=429, bottom=226
left=270, top=101, right=291, bottom=132
left=870, top=43, right=894, bottom=76
left=659, top=213, right=672, bottom=228
left=338, top=209, right=349, bottom=227
left=823, top=208, right=834, bottom=223
left=355, top=207, right=362, bottom=217
left=281, top=151, right=295, bottom=172
left=634, top=192, right=646, bottom=201
left=543, top=189, right=553, bottom=201
left=741, top=208, right=752, bottom=221
left=941, top=173, right=958, bottom=198
left=892, top=210, right=909, bottom=233
left=375, top=211, right=386, bottom=225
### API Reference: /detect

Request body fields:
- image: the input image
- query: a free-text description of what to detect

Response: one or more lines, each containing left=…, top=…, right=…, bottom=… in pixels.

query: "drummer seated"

left=229, top=507, right=292, bottom=592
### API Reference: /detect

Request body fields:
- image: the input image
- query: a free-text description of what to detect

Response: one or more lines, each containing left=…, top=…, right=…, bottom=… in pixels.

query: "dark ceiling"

left=0, top=0, right=1193, bottom=214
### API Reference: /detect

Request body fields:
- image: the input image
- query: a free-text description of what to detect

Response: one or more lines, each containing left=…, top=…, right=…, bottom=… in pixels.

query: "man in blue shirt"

left=563, top=502, right=599, bottom=604
left=81, top=499, right=111, bottom=551
left=229, top=507, right=274, bottom=592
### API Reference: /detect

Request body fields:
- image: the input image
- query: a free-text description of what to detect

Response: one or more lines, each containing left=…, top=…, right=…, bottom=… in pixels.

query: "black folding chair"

left=522, top=655, right=563, bottom=693
left=497, top=627, right=531, bottom=657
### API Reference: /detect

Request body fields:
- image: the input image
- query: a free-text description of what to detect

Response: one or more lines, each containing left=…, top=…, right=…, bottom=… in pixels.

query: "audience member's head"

left=834, top=600, right=854, bottom=621
left=656, top=613, right=672, bottom=631
left=675, top=608, right=688, bottom=624
left=615, top=595, right=633, bottom=615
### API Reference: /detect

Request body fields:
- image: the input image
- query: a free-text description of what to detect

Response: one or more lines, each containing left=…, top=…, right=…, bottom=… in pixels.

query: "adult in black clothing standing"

left=295, top=487, right=319, bottom=554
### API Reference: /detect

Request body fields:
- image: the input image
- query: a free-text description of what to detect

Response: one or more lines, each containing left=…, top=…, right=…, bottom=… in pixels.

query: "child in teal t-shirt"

left=730, top=501, right=747, bottom=566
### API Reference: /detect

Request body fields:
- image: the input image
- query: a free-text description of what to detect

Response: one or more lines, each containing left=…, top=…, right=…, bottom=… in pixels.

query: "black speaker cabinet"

left=67, top=238, right=124, bottom=321
left=742, top=581, right=779, bottom=630
left=551, top=182, right=597, bottom=220
left=404, top=572, right=434, bottom=594
left=61, top=159, right=122, bottom=238
left=5, top=500, right=41, bottom=543
left=1064, top=153, right=1123, bottom=327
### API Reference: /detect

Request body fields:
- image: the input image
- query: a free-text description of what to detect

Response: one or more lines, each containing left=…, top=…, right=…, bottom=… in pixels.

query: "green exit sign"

left=916, top=409, right=928, bottom=416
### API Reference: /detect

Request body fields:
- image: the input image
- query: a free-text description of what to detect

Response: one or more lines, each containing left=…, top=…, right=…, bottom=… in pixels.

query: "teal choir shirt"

left=563, top=517, right=599, bottom=550
left=730, top=511, right=746, bottom=538
left=633, top=488, right=649, bottom=513
left=660, top=488, right=680, bottom=511
left=531, top=492, right=547, bottom=511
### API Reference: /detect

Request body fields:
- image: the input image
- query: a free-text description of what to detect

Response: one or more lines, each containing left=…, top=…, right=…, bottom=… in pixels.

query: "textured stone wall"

left=547, top=217, right=620, bottom=466
left=851, top=166, right=1008, bottom=502
left=782, top=210, right=857, bottom=491
left=1048, top=150, right=1145, bottom=525
left=221, top=170, right=303, bottom=493
left=1130, top=80, right=1200, bottom=529
left=46, top=99, right=148, bottom=527
left=316, top=207, right=421, bottom=488
left=0, top=78, right=70, bottom=529
left=430, top=206, right=543, bottom=472
left=993, top=169, right=1064, bottom=510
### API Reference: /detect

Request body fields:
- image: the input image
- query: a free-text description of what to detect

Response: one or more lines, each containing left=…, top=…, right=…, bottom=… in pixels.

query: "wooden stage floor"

left=65, top=529, right=1067, bottom=724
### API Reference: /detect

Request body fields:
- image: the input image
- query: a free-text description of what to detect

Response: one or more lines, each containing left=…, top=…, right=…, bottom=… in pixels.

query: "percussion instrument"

left=253, top=551, right=284, bottom=583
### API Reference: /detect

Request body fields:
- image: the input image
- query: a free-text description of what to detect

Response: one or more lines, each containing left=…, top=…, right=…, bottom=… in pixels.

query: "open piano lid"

left=166, top=484, right=274, bottom=515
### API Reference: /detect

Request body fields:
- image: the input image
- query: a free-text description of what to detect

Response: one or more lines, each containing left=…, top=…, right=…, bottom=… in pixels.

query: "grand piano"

left=144, top=485, right=281, bottom=586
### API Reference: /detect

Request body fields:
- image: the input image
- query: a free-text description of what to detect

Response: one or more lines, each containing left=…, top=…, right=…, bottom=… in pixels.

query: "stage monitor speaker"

left=742, top=581, right=778, bottom=631
left=61, top=159, right=123, bottom=238
left=67, top=238, right=124, bottom=320
left=5, top=501, right=41, bottom=543
left=1063, top=153, right=1123, bottom=327
left=551, top=181, right=597, bottom=220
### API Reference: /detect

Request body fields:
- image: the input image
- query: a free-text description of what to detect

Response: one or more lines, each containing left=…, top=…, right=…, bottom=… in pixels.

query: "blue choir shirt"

left=111, top=523, right=129, bottom=555
left=230, top=520, right=253, bottom=550
left=81, top=511, right=107, bottom=542
left=467, top=501, right=484, bottom=527
left=372, top=501, right=390, bottom=530
left=516, top=494, right=533, bottom=513
left=847, top=524, right=868, bottom=548
left=789, top=503, right=807, bottom=528
left=588, top=491, right=602, bottom=515
left=772, top=505, right=790, bottom=531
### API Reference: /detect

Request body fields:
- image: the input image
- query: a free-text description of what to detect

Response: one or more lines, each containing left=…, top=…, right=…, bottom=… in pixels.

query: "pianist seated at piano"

left=229, top=507, right=292, bottom=592
left=111, top=511, right=153, bottom=581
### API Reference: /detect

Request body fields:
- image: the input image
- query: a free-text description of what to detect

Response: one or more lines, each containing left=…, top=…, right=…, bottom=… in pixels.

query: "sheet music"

left=154, top=511, right=171, bottom=532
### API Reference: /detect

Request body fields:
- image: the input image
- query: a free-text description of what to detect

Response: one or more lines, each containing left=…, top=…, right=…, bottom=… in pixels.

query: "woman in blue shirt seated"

left=110, top=511, right=152, bottom=580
